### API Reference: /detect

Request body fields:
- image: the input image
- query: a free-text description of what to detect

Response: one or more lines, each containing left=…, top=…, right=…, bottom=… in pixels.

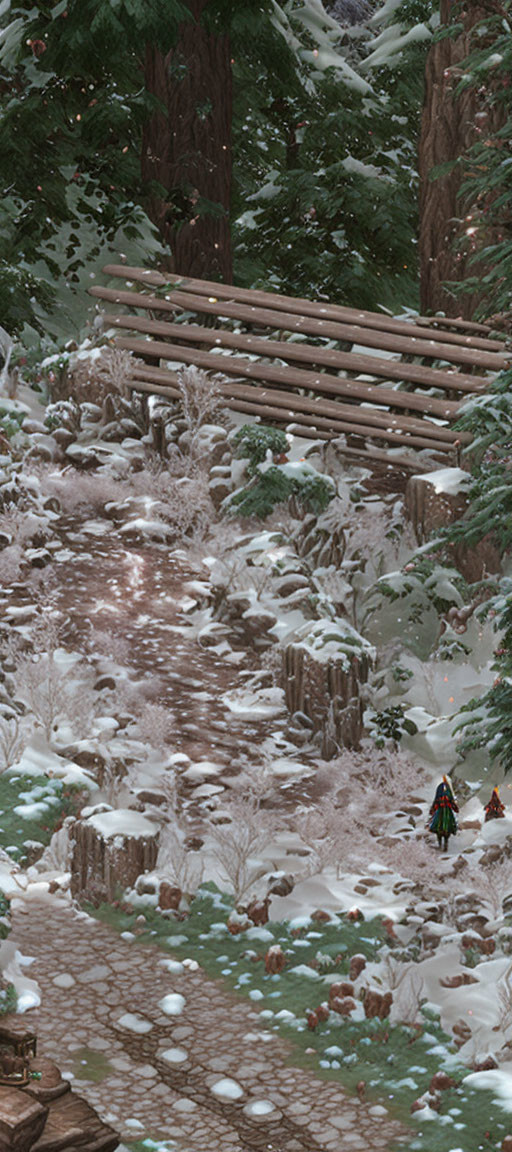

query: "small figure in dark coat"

left=429, top=776, right=458, bottom=851
left=484, top=786, right=506, bottom=822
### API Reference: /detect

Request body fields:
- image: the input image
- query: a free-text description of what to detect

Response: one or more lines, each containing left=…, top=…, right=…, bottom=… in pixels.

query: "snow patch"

left=158, top=993, right=186, bottom=1016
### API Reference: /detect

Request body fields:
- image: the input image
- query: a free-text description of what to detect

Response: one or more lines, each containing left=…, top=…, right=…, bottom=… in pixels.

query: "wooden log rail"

left=88, top=266, right=511, bottom=461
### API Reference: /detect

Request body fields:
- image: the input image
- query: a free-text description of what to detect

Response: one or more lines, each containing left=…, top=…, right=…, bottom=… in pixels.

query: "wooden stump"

left=70, top=809, right=159, bottom=901
left=405, top=469, right=469, bottom=544
left=282, top=645, right=369, bottom=756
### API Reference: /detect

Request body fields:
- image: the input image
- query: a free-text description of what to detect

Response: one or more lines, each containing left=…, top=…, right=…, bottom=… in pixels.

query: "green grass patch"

left=70, top=1047, right=114, bottom=1084
left=0, top=774, right=82, bottom=863
left=87, top=886, right=507, bottom=1152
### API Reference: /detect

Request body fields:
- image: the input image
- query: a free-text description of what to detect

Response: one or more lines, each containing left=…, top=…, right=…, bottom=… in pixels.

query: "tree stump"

left=405, top=468, right=470, bottom=544
left=281, top=643, right=369, bottom=756
left=70, top=809, right=159, bottom=901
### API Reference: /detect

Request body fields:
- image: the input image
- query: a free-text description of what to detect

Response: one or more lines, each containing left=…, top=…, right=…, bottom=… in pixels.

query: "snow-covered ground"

left=0, top=371, right=510, bottom=1147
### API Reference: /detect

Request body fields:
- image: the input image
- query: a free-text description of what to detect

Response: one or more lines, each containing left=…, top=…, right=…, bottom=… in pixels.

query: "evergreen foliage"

left=232, top=424, right=289, bottom=475
left=227, top=464, right=334, bottom=520
left=381, top=366, right=512, bottom=772
left=448, top=368, right=512, bottom=553
left=439, top=1, right=512, bottom=318
left=233, top=0, right=435, bottom=310
left=0, top=0, right=178, bottom=336
left=0, top=0, right=436, bottom=345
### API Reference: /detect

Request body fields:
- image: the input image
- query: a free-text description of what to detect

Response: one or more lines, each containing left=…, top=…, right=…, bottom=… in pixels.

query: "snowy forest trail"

left=5, top=516, right=287, bottom=774
left=11, top=897, right=409, bottom=1152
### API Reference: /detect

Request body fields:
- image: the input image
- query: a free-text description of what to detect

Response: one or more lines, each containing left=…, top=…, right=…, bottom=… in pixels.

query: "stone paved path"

left=12, top=898, right=410, bottom=1152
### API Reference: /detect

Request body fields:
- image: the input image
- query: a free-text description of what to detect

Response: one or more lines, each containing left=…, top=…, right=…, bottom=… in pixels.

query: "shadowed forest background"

left=0, top=0, right=511, bottom=353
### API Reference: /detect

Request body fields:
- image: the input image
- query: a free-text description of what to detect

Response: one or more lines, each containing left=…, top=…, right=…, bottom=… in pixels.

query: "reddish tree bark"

left=418, top=0, right=505, bottom=318
left=142, top=0, right=232, bottom=282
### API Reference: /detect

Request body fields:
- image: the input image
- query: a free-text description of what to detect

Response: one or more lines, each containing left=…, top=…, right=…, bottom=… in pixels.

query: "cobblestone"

left=12, top=899, right=411, bottom=1151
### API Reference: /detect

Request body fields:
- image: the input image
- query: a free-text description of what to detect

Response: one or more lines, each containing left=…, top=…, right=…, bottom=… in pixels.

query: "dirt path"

left=12, top=898, right=409, bottom=1152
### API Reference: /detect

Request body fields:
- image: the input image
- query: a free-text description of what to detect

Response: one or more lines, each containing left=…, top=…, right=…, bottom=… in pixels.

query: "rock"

left=28, top=549, right=52, bottom=569
left=474, top=1056, right=498, bottom=1072
left=339, top=982, right=354, bottom=997
left=93, top=676, right=116, bottom=692
left=246, top=897, right=270, bottom=926
left=330, top=997, right=356, bottom=1017
left=481, top=843, right=505, bottom=866
left=429, top=1072, right=458, bottom=1093
left=502, top=1138, right=512, bottom=1152
left=410, top=1098, right=427, bottom=1114
left=273, top=573, right=310, bottom=597
left=346, top=908, right=364, bottom=922
left=382, top=917, right=397, bottom=938
left=460, top=819, right=482, bottom=831
left=316, top=1002, right=330, bottom=1022
left=453, top=1019, right=472, bottom=1047
left=310, top=910, right=331, bottom=924
left=451, top=854, right=469, bottom=875
left=462, top=933, right=496, bottom=955
left=159, top=883, right=182, bottom=911
left=349, top=954, right=367, bottom=981
left=209, top=473, right=233, bottom=511
left=440, top=973, right=478, bottom=988
left=240, top=606, right=278, bottom=640
left=136, top=790, right=167, bottom=808
left=265, top=945, right=286, bottom=974
left=22, top=420, right=47, bottom=435
left=306, top=1011, right=318, bottom=1031
left=52, top=428, right=75, bottom=450
left=363, top=989, right=393, bottom=1020
left=356, top=1080, right=366, bottom=1101
left=227, top=912, right=250, bottom=935
left=135, top=876, right=158, bottom=896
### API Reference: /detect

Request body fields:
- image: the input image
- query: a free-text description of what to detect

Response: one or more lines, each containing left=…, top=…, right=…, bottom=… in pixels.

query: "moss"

left=0, top=774, right=82, bottom=864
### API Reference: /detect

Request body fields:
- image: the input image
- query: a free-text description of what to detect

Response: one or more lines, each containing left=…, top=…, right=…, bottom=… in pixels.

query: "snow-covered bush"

left=227, top=465, right=334, bottom=520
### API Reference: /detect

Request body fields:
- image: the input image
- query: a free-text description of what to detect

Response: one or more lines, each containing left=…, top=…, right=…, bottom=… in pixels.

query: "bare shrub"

left=157, top=822, right=203, bottom=895
left=128, top=462, right=215, bottom=542
left=0, top=715, right=24, bottom=771
left=312, top=743, right=426, bottom=803
left=87, top=627, right=131, bottom=665
left=130, top=704, right=175, bottom=750
left=376, top=837, right=445, bottom=891
left=294, top=799, right=376, bottom=879
left=40, top=469, right=128, bottom=517
left=387, top=963, right=425, bottom=1026
left=12, top=613, right=95, bottom=742
left=463, top=859, right=512, bottom=920
left=178, top=367, right=226, bottom=450
left=67, top=348, right=144, bottom=405
left=497, top=963, right=512, bottom=1033
left=208, top=796, right=273, bottom=906
left=0, top=545, right=24, bottom=584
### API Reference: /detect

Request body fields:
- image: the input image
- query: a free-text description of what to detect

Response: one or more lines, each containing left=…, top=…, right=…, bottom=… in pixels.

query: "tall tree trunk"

left=418, top=0, right=504, bottom=318
left=142, top=0, right=232, bottom=282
